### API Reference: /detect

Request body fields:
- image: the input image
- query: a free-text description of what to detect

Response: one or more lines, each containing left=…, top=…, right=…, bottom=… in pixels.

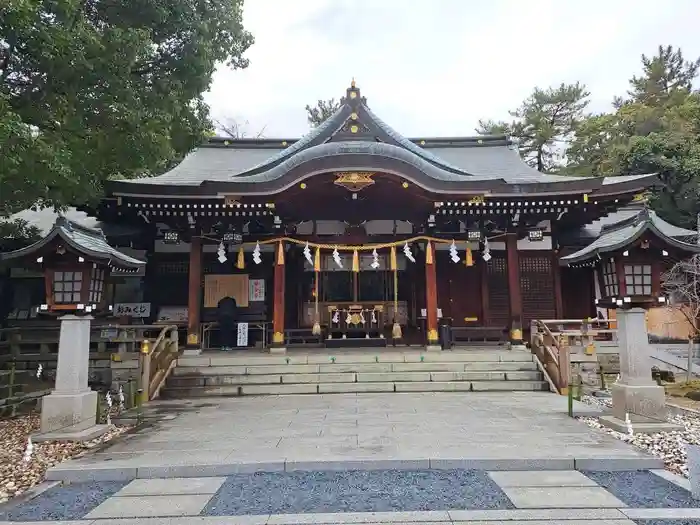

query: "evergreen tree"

left=477, top=83, right=590, bottom=172
left=305, top=98, right=342, bottom=127
left=0, top=0, right=253, bottom=239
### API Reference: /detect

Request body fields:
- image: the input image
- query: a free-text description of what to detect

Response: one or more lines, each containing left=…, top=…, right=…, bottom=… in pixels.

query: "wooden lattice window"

left=157, top=261, right=189, bottom=274
left=88, top=267, right=105, bottom=303
left=519, top=255, right=555, bottom=324
left=53, top=271, right=82, bottom=304
left=486, top=256, right=509, bottom=327
left=602, top=259, right=619, bottom=297
left=624, top=264, right=652, bottom=295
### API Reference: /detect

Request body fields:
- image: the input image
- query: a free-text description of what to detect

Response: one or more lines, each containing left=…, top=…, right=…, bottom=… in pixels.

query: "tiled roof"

left=1, top=217, right=146, bottom=269
left=561, top=207, right=700, bottom=264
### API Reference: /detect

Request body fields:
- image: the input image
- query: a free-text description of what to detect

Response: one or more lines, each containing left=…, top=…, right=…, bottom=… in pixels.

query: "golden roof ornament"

left=351, top=77, right=356, bottom=88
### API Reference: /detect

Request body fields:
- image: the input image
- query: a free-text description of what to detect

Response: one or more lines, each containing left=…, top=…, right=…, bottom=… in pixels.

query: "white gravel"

left=0, top=414, right=132, bottom=504
left=579, top=394, right=700, bottom=477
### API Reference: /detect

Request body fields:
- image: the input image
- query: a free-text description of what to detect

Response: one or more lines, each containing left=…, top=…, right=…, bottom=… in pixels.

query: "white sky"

left=205, top=0, right=700, bottom=139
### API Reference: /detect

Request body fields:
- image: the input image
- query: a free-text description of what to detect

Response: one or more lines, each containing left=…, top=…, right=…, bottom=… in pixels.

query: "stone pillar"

left=271, top=241, right=286, bottom=354
left=425, top=241, right=440, bottom=351
left=599, top=307, right=680, bottom=433
left=37, top=315, right=107, bottom=441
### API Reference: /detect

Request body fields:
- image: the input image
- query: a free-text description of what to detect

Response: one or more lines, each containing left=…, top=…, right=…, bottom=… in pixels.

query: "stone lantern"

left=562, top=207, right=699, bottom=433
left=1, top=217, right=145, bottom=439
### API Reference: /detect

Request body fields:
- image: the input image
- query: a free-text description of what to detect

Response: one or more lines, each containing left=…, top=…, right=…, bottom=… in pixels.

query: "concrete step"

left=160, top=379, right=549, bottom=398
left=176, top=351, right=534, bottom=369
left=172, top=360, right=538, bottom=376
left=166, top=369, right=544, bottom=388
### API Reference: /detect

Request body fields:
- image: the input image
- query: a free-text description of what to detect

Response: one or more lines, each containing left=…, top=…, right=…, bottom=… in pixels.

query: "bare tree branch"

left=662, top=254, right=700, bottom=338
left=215, top=117, right=266, bottom=139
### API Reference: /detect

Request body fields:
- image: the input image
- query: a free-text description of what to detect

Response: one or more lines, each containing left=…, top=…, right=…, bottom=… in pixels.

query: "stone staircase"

left=160, top=349, right=549, bottom=398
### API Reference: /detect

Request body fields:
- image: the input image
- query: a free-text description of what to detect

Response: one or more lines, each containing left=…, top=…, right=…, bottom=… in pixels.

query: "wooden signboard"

left=204, top=274, right=249, bottom=308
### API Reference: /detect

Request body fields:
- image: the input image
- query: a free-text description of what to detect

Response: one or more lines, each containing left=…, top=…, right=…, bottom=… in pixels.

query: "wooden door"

left=436, top=252, right=482, bottom=326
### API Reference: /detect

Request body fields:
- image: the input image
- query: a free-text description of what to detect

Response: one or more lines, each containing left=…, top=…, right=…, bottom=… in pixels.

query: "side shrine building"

left=3, top=82, right=699, bottom=351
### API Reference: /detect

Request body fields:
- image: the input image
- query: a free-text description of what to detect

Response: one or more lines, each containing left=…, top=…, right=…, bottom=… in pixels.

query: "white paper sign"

left=237, top=322, right=249, bottom=347
left=249, top=279, right=265, bottom=302
left=114, top=302, right=151, bottom=318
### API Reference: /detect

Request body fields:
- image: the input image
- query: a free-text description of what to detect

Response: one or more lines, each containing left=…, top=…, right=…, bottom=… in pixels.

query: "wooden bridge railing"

left=139, top=325, right=179, bottom=402
left=530, top=318, right=619, bottom=395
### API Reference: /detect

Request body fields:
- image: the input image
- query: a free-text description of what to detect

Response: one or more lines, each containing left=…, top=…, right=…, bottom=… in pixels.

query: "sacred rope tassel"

left=311, top=273, right=321, bottom=335
left=352, top=249, right=359, bottom=272
left=314, top=246, right=321, bottom=272
left=390, top=246, right=402, bottom=339
left=236, top=247, right=245, bottom=269
left=465, top=246, right=473, bottom=267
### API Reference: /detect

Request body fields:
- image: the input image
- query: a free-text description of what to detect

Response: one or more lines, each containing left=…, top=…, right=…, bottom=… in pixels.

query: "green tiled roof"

left=561, top=208, right=700, bottom=264
left=1, top=217, right=146, bottom=269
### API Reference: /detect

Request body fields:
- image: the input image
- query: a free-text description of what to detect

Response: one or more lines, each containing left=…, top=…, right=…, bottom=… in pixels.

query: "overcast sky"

left=205, top=0, right=700, bottom=139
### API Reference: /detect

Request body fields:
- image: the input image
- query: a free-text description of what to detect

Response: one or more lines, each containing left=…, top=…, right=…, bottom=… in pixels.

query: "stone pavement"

left=2, top=468, right=700, bottom=524
left=46, top=393, right=661, bottom=481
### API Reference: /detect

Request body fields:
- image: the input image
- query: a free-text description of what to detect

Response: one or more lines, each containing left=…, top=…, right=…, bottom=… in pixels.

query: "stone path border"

left=3, top=507, right=700, bottom=524
left=45, top=456, right=663, bottom=482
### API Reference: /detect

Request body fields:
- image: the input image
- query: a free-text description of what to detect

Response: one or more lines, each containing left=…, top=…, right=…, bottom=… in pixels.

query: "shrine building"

left=3, top=81, right=698, bottom=351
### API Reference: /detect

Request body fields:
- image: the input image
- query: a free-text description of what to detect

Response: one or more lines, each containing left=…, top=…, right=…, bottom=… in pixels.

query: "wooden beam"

left=271, top=241, right=286, bottom=348
left=186, top=235, right=202, bottom=347
left=505, top=233, right=523, bottom=343
left=425, top=241, right=439, bottom=347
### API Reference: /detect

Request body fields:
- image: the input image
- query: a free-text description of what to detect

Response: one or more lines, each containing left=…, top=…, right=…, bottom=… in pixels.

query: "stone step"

left=159, top=379, right=549, bottom=398
left=176, top=351, right=534, bottom=368
left=172, top=360, right=538, bottom=376
left=167, top=369, right=544, bottom=388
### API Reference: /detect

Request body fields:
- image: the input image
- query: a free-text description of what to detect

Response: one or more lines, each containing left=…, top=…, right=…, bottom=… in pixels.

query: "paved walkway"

left=47, top=393, right=660, bottom=481
left=2, top=468, right=699, bottom=523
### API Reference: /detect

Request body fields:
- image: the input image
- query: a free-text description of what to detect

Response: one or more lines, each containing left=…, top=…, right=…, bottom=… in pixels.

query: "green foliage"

left=305, top=98, right=342, bottom=127
left=0, top=0, right=253, bottom=227
left=477, top=83, right=590, bottom=172
left=567, top=45, right=700, bottom=228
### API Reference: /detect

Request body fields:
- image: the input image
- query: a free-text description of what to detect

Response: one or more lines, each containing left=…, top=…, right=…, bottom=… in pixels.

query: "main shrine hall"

left=4, top=81, right=697, bottom=352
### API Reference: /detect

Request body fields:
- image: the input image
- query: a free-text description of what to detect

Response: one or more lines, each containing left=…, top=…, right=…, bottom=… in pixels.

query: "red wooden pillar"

left=425, top=241, right=439, bottom=348
left=186, top=235, right=202, bottom=348
left=505, top=233, right=523, bottom=344
left=271, top=241, right=286, bottom=350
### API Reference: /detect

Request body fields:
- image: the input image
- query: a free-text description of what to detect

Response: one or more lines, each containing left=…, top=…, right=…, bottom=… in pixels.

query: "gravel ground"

left=579, top=395, right=700, bottom=477
left=0, top=414, right=132, bottom=504
left=203, top=469, right=514, bottom=516
left=0, top=481, right=127, bottom=522
left=634, top=521, right=700, bottom=525
left=584, top=470, right=700, bottom=508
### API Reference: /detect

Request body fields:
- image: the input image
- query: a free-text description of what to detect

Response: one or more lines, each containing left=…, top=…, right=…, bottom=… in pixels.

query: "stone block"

left=499, top=352, right=536, bottom=362
left=318, top=382, right=394, bottom=393
left=447, top=509, right=629, bottom=522
left=356, top=372, right=431, bottom=382
left=394, top=381, right=472, bottom=392
left=241, top=383, right=318, bottom=395
left=500, top=486, right=626, bottom=508
left=174, top=365, right=246, bottom=375
left=116, top=477, right=227, bottom=496
left=282, top=373, right=355, bottom=384
left=430, top=371, right=505, bottom=381
left=488, top=470, right=598, bottom=487
left=214, top=374, right=281, bottom=385
left=392, top=362, right=464, bottom=372
left=176, top=356, right=211, bottom=367
left=471, top=380, right=545, bottom=391
left=246, top=364, right=319, bottom=375
left=45, top=464, right=138, bottom=482
left=40, top=390, right=98, bottom=434
left=85, top=494, right=212, bottom=519
left=136, top=462, right=285, bottom=479
left=284, top=458, right=430, bottom=471
left=504, top=371, right=542, bottom=380
left=320, top=363, right=393, bottom=373
left=429, top=458, right=575, bottom=470
left=574, top=456, right=664, bottom=470
left=610, top=382, right=668, bottom=423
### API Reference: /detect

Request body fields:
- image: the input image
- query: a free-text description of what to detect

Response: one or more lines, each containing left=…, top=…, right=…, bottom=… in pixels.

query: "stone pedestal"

left=36, top=315, right=108, bottom=441
left=598, top=308, right=681, bottom=434
left=269, top=346, right=287, bottom=355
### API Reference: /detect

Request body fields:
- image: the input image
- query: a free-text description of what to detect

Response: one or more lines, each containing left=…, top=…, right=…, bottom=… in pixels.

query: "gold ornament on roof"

left=334, top=171, right=375, bottom=192
left=468, top=195, right=486, bottom=205
left=351, top=78, right=356, bottom=88
left=350, top=124, right=359, bottom=133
